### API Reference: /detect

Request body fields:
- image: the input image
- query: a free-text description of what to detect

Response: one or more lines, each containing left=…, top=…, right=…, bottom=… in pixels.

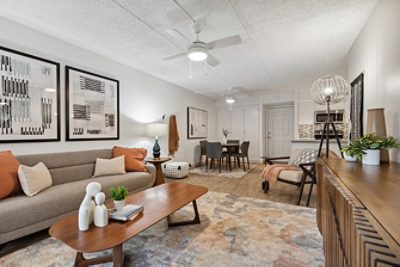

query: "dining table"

left=222, top=143, right=240, bottom=171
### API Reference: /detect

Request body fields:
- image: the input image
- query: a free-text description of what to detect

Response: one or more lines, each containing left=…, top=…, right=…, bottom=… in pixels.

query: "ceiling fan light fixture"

left=225, top=96, right=236, bottom=104
left=188, top=43, right=208, bottom=61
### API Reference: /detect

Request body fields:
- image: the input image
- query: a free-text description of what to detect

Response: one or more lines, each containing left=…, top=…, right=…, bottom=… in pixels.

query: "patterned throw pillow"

left=292, top=148, right=318, bottom=166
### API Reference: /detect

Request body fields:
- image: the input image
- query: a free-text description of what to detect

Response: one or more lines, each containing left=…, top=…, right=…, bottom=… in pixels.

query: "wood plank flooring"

left=166, top=164, right=317, bottom=208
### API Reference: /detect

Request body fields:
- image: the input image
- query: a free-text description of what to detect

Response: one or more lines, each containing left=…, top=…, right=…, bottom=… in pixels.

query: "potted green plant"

left=340, top=139, right=364, bottom=162
left=357, top=133, right=400, bottom=165
left=109, top=186, right=128, bottom=211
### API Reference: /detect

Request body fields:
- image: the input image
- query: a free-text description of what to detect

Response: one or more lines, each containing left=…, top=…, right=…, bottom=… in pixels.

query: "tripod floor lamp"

left=310, top=75, right=349, bottom=158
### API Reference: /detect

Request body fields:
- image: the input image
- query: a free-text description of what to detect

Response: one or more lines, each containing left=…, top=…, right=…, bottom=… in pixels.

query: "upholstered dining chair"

left=198, top=140, right=208, bottom=168
left=206, top=142, right=227, bottom=173
left=261, top=148, right=319, bottom=206
left=232, top=141, right=250, bottom=171
left=225, top=139, right=240, bottom=167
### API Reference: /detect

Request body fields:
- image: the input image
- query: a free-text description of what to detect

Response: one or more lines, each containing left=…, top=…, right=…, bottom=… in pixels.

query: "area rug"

left=189, top=164, right=257, bottom=179
left=0, top=191, right=324, bottom=267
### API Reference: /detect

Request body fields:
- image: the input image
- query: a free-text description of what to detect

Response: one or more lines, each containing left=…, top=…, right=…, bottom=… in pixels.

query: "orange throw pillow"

left=112, top=146, right=148, bottom=172
left=0, top=151, right=21, bottom=199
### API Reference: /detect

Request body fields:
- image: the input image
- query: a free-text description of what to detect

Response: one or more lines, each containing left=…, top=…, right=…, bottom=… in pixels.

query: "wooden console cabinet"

left=316, top=158, right=400, bottom=267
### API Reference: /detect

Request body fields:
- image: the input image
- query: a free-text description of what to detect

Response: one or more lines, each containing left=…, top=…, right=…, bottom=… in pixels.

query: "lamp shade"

left=310, top=75, right=349, bottom=105
left=146, top=123, right=168, bottom=137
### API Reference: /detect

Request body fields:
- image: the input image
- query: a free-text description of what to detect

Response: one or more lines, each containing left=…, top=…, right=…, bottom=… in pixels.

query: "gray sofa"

left=0, top=149, right=156, bottom=244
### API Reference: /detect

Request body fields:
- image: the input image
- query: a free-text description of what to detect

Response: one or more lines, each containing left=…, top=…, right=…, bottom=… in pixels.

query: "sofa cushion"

left=0, top=171, right=154, bottom=234
left=16, top=149, right=112, bottom=185
left=278, top=170, right=304, bottom=183
left=0, top=151, right=21, bottom=199
left=95, top=172, right=154, bottom=198
left=18, top=162, right=53, bottom=196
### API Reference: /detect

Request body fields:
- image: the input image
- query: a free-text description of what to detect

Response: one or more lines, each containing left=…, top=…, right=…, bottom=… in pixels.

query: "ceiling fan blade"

left=162, top=52, right=187, bottom=61
left=207, top=35, right=242, bottom=50
left=206, top=54, right=220, bottom=67
left=165, top=28, right=192, bottom=44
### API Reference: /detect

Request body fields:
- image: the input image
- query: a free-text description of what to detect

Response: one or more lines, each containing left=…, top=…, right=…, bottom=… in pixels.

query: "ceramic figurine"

left=78, top=182, right=101, bottom=231
left=94, top=192, right=108, bottom=227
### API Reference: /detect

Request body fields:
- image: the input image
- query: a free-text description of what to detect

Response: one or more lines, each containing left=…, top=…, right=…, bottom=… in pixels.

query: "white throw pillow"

left=18, top=162, right=53, bottom=197
left=93, top=156, right=126, bottom=177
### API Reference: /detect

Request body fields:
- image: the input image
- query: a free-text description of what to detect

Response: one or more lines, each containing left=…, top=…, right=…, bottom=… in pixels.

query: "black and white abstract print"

left=0, top=46, right=60, bottom=142
left=66, top=66, right=119, bottom=141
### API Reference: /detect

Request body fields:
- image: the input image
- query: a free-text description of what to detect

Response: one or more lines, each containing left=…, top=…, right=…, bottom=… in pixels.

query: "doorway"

left=265, top=104, right=294, bottom=157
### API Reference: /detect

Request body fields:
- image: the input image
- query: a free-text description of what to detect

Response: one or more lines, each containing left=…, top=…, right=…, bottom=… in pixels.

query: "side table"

left=146, top=157, right=171, bottom=186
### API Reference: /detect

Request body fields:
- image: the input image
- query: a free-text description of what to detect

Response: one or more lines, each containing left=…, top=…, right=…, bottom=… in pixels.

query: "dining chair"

left=199, top=140, right=208, bottom=168
left=226, top=140, right=240, bottom=168
left=206, top=142, right=227, bottom=173
left=233, top=141, right=250, bottom=171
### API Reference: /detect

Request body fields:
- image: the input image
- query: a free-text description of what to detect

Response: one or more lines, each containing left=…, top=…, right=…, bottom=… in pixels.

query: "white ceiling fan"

left=163, top=2, right=242, bottom=67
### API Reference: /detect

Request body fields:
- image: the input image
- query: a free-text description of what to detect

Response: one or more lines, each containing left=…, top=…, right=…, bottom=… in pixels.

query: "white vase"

left=114, top=200, right=125, bottom=211
left=363, top=149, right=380, bottom=165
left=344, top=154, right=357, bottom=162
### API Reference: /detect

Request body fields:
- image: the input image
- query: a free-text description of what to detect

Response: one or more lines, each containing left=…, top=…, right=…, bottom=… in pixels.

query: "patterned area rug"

left=0, top=192, right=324, bottom=267
left=189, top=164, right=257, bottom=179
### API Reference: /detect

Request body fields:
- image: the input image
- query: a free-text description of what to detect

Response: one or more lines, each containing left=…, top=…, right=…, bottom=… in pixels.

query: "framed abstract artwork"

left=187, top=107, right=208, bottom=139
left=350, top=73, right=364, bottom=140
left=0, top=46, right=60, bottom=143
left=66, top=66, right=119, bottom=141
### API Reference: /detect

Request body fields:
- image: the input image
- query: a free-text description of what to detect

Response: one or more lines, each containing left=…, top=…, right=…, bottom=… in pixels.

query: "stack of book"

left=108, top=204, right=144, bottom=221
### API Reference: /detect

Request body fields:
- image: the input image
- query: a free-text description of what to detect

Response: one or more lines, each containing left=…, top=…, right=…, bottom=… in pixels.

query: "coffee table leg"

left=112, top=243, right=124, bottom=267
left=73, top=244, right=123, bottom=267
left=168, top=200, right=201, bottom=227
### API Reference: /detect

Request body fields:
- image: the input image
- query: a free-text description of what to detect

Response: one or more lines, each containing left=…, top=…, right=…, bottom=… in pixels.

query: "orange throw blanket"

left=261, top=164, right=301, bottom=185
left=168, top=115, right=180, bottom=156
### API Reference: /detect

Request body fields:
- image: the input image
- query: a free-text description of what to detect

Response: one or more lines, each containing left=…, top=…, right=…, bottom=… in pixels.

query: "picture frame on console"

left=350, top=73, right=364, bottom=140
left=66, top=66, right=119, bottom=141
left=0, top=46, right=60, bottom=143
left=187, top=107, right=208, bottom=139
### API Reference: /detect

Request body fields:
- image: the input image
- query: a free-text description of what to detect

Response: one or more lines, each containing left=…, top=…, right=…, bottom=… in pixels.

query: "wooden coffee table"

left=49, top=182, right=208, bottom=267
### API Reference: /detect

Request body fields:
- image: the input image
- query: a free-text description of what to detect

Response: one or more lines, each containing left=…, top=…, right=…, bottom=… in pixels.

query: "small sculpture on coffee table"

left=78, top=182, right=101, bottom=231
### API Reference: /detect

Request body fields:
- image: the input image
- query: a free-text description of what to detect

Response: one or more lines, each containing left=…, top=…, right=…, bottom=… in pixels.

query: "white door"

left=266, top=105, right=294, bottom=157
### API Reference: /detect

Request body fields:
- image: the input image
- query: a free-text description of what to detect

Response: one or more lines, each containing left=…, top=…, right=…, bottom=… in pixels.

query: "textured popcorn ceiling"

left=0, top=0, right=377, bottom=98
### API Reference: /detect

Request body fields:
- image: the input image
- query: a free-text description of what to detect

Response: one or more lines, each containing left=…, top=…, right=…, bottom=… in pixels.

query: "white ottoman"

left=163, top=161, right=190, bottom=179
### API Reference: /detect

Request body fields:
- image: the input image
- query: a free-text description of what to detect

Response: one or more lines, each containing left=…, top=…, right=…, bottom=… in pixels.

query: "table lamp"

left=146, top=123, right=168, bottom=159
left=310, top=75, right=349, bottom=158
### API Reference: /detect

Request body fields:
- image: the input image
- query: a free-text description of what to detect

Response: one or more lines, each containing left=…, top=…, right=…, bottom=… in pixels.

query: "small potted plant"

left=109, top=186, right=128, bottom=211
left=357, top=133, right=400, bottom=165
left=340, top=139, right=364, bottom=162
